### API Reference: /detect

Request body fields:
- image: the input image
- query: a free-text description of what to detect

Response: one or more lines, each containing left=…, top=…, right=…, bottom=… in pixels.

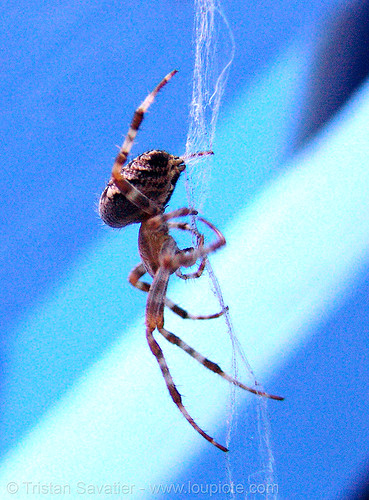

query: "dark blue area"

left=295, top=0, right=369, bottom=148
left=272, top=265, right=369, bottom=498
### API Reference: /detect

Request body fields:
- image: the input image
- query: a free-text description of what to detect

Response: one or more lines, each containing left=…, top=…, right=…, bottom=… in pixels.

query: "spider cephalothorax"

left=99, top=150, right=185, bottom=228
left=99, top=70, right=283, bottom=452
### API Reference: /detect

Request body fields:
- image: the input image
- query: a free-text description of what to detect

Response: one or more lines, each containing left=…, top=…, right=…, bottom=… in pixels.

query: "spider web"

left=185, top=0, right=234, bottom=209
left=185, top=1, right=279, bottom=498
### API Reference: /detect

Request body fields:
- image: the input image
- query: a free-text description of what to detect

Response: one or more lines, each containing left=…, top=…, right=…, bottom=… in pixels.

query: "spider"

left=99, top=70, right=283, bottom=452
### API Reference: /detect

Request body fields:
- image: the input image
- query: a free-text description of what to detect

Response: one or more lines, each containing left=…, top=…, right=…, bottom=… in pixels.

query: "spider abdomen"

left=99, top=150, right=185, bottom=228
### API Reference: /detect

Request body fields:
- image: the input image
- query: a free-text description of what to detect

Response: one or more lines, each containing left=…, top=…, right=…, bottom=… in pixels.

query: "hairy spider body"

left=99, top=70, right=283, bottom=452
left=99, top=150, right=185, bottom=228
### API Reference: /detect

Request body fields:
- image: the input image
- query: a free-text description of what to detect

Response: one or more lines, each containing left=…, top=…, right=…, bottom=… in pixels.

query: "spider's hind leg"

left=146, top=325, right=228, bottom=452
left=158, top=326, right=284, bottom=401
left=146, top=264, right=228, bottom=452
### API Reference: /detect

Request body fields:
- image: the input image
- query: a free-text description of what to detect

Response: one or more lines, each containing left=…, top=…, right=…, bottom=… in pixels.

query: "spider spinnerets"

left=99, top=70, right=283, bottom=452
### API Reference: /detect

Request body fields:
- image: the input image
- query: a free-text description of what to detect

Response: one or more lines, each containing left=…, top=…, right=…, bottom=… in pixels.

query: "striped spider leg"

left=99, top=70, right=179, bottom=228
left=98, top=71, right=284, bottom=453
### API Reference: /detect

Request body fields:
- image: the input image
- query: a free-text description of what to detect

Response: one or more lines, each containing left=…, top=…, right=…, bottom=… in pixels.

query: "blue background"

left=1, top=0, right=369, bottom=498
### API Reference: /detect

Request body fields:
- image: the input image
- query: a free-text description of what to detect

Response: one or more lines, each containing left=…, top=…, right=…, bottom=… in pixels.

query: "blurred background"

left=1, top=0, right=369, bottom=498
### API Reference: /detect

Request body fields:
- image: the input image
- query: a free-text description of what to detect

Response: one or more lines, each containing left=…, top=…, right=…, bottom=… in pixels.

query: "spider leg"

left=175, top=262, right=206, bottom=280
left=158, top=327, right=284, bottom=401
left=146, top=263, right=228, bottom=452
left=146, top=326, right=228, bottom=452
left=112, top=178, right=161, bottom=217
left=129, top=263, right=225, bottom=320
left=180, top=150, right=214, bottom=161
left=168, top=222, right=207, bottom=280
left=112, top=69, right=177, bottom=178
left=165, top=297, right=226, bottom=320
left=148, top=208, right=226, bottom=269
left=128, top=263, right=151, bottom=292
left=111, top=69, right=177, bottom=216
